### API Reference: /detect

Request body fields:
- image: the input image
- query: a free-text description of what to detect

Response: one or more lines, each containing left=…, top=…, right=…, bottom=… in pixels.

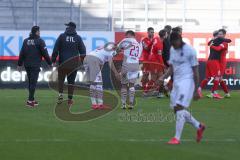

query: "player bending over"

left=84, top=43, right=120, bottom=110
left=119, top=30, right=142, bottom=109
left=158, top=32, right=205, bottom=144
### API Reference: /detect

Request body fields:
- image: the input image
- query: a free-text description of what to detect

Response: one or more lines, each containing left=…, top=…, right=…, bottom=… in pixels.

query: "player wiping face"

left=156, top=31, right=205, bottom=145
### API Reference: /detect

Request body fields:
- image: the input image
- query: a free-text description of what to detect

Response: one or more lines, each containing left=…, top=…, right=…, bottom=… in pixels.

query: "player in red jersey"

left=199, top=31, right=222, bottom=99
left=140, top=27, right=154, bottom=94
left=146, top=29, right=167, bottom=97
left=210, top=29, right=231, bottom=98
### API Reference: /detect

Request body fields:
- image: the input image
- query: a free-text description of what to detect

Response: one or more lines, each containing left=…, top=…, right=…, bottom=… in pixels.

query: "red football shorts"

left=141, top=61, right=150, bottom=72
left=220, top=60, right=227, bottom=76
left=148, top=54, right=165, bottom=73
left=206, top=60, right=221, bottom=78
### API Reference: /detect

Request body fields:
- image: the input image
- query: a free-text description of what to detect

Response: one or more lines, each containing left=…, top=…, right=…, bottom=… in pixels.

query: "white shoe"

left=224, top=93, right=231, bottom=98
left=121, top=104, right=127, bottom=109
left=157, top=92, right=164, bottom=98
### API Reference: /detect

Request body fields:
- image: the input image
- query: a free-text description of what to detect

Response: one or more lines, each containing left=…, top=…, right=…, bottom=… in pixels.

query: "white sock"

left=91, top=98, right=97, bottom=105
left=175, top=110, right=186, bottom=140
left=90, top=85, right=97, bottom=105
left=97, top=98, right=103, bottom=105
left=121, top=88, right=128, bottom=105
left=96, top=84, right=103, bottom=105
left=183, top=110, right=200, bottom=129
left=129, top=87, right=135, bottom=105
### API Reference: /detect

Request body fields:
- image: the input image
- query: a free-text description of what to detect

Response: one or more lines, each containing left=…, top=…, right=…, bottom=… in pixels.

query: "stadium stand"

left=0, top=0, right=239, bottom=32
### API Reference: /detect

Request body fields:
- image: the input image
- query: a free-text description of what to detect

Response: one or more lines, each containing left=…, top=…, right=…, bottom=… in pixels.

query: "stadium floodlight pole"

left=33, top=0, right=39, bottom=26
left=144, top=0, right=149, bottom=29
left=163, top=0, right=167, bottom=26
left=108, top=0, right=113, bottom=31
left=70, top=0, right=74, bottom=21
left=120, top=0, right=124, bottom=30
left=182, top=0, right=186, bottom=26
left=220, top=0, right=224, bottom=28
left=79, top=0, right=82, bottom=30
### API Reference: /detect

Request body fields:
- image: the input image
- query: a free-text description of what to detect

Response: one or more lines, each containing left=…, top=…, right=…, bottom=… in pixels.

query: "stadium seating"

left=0, top=0, right=15, bottom=29
left=0, top=0, right=239, bottom=32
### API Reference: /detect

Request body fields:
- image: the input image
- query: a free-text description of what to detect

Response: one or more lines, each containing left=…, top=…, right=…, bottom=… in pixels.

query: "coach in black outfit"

left=51, top=22, right=86, bottom=106
left=18, top=26, right=52, bottom=107
left=163, top=25, right=172, bottom=67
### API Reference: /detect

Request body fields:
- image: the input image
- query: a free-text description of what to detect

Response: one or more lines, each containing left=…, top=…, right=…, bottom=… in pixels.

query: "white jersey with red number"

left=120, top=38, right=142, bottom=64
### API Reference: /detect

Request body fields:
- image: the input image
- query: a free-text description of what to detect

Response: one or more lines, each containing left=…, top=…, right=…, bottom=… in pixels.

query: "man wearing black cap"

left=18, top=26, right=52, bottom=107
left=52, top=22, right=86, bottom=106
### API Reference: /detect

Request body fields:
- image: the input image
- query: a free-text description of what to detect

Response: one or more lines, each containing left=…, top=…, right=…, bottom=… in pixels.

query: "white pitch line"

left=0, top=138, right=238, bottom=143
left=118, top=138, right=239, bottom=143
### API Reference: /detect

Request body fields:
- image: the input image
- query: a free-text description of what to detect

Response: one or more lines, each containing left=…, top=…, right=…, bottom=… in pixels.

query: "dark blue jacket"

left=51, top=27, right=86, bottom=64
left=18, top=34, right=52, bottom=67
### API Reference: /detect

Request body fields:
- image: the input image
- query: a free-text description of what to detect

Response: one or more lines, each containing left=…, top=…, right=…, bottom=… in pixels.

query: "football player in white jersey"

left=158, top=32, right=205, bottom=144
left=118, top=30, right=142, bottom=109
left=84, top=43, right=120, bottom=110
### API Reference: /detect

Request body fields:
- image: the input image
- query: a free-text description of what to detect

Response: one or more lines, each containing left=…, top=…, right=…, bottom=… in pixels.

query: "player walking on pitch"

left=158, top=32, right=205, bottom=144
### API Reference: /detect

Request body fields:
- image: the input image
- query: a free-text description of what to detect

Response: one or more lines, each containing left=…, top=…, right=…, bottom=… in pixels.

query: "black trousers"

left=25, top=67, right=40, bottom=101
left=58, top=67, right=77, bottom=100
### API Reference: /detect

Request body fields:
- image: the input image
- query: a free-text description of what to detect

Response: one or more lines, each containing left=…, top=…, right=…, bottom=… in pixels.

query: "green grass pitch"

left=0, top=89, right=239, bottom=160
